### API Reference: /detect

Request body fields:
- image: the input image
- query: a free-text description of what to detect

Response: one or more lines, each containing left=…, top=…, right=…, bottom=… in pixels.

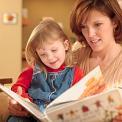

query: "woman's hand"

left=8, top=86, right=30, bottom=117
left=113, top=106, right=122, bottom=122
left=8, top=98, right=29, bottom=117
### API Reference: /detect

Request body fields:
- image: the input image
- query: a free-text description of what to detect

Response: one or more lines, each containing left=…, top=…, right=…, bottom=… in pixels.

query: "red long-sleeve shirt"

left=11, top=66, right=83, bottom=100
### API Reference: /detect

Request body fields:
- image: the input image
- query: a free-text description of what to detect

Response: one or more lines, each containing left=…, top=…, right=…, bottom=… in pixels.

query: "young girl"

left=8, top=19, right=83, bottom=122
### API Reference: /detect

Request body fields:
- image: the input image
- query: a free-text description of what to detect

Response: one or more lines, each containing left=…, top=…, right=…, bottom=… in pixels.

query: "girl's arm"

left=8, top=67, right=33, bottom=117
left=11, top=67, right=33, bottom=100
left=72, top=66, right=84, bottom=86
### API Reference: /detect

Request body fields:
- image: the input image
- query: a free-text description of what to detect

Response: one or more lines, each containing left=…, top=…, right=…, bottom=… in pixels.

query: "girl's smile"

left=36, top=39, right=69, bottom=69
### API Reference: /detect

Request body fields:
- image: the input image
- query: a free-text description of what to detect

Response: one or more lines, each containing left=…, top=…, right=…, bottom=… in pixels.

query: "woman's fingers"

left=8, top=98, right=22, bottom=110
left=8, top=103, right=28, bottom=117
left=112, top=105, right=122, bottom=122
left=113, top=114, right=122, bottom=122
left=8, top=97, right=29, bottom=116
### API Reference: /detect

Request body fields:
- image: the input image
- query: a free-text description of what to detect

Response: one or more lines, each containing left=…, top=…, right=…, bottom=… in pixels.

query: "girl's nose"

left=47, top=53, right=54, bottom=61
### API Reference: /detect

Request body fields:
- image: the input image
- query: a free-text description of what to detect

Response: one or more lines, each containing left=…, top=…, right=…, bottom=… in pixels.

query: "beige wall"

left=0, top=0, right=22, bottom=82
left=22, top=0, right=76, bottom=49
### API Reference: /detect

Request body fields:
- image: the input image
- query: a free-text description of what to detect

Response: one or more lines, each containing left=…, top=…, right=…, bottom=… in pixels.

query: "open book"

left=0, top=66, right=122, bottom=122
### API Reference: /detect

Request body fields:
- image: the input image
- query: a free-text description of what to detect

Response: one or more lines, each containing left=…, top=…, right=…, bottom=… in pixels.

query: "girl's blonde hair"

left=25, top=19, right=73, bottom=71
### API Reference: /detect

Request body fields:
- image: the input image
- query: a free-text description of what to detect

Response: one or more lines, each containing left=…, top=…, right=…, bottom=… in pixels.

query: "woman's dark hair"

left=70, top=0, right=122, bottom=44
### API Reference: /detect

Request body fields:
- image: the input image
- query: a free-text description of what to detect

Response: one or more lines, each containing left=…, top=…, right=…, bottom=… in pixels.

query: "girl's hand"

left=8, top=86, right=30, bottom=117
left=113, top=106, right=122, bottom=122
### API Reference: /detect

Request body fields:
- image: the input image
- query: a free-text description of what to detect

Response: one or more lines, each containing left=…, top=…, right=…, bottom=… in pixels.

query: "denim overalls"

left=28, top=64, right=75, bottom=112
left=7, top=65, right=75, bottom=122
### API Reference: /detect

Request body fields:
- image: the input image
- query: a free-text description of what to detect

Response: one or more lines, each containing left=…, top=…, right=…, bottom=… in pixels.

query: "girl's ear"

left=63, top=40, right=69, bottom=50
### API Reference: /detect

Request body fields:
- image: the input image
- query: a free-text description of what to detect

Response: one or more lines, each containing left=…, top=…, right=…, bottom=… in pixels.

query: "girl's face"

left=81, top=9, right=116, bottom=52
left=36, top=39, right=69, bottom=69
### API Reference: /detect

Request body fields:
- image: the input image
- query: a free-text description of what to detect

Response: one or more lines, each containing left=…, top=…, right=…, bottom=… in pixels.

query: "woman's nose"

left=87, top=28, right=96, bottom=38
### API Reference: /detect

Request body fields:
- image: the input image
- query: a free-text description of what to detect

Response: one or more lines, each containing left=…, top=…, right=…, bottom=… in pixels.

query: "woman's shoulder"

left=73, top=46, right=91, bottom=63
left=73, top=46, right=91, bottom=55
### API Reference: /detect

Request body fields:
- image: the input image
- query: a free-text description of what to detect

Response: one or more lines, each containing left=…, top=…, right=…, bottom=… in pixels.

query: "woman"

left=70, top=0, right=122, bottom=121
left=70, top=0, right=122, bottom=87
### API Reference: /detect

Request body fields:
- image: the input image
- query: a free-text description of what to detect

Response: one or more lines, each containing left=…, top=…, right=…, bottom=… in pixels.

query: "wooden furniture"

left=0, top=78, right=12, bottom=92
left=0, top=78, right=12, bottom=84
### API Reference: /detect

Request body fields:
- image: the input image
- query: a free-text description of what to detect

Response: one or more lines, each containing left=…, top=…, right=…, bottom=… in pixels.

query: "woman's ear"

left=112, top=17, right=118, bottom=29
left=63, top=40, right=69, bottom=50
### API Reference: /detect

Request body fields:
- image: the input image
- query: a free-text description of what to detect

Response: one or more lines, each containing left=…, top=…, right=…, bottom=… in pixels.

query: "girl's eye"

left=80, top=25, right=86, bottom=29
left=40, top=54, right=46, bottom=57
left=52, top=49, right=57, bottom=52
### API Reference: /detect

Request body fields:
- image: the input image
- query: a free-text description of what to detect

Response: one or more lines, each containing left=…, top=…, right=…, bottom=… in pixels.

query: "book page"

left=47, top=66, right=103, bottom=109
left=47, top=88, right=122, bottom=122
left=0, top=84, right=47, bottom=122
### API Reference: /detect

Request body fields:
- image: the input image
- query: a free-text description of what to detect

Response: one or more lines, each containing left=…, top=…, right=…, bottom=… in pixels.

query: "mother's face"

left=81, top=10, right=116, bottom=52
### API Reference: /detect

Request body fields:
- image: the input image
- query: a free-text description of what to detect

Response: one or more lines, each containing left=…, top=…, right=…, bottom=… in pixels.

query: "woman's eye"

left=95, top=23, right=102, bottom=27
